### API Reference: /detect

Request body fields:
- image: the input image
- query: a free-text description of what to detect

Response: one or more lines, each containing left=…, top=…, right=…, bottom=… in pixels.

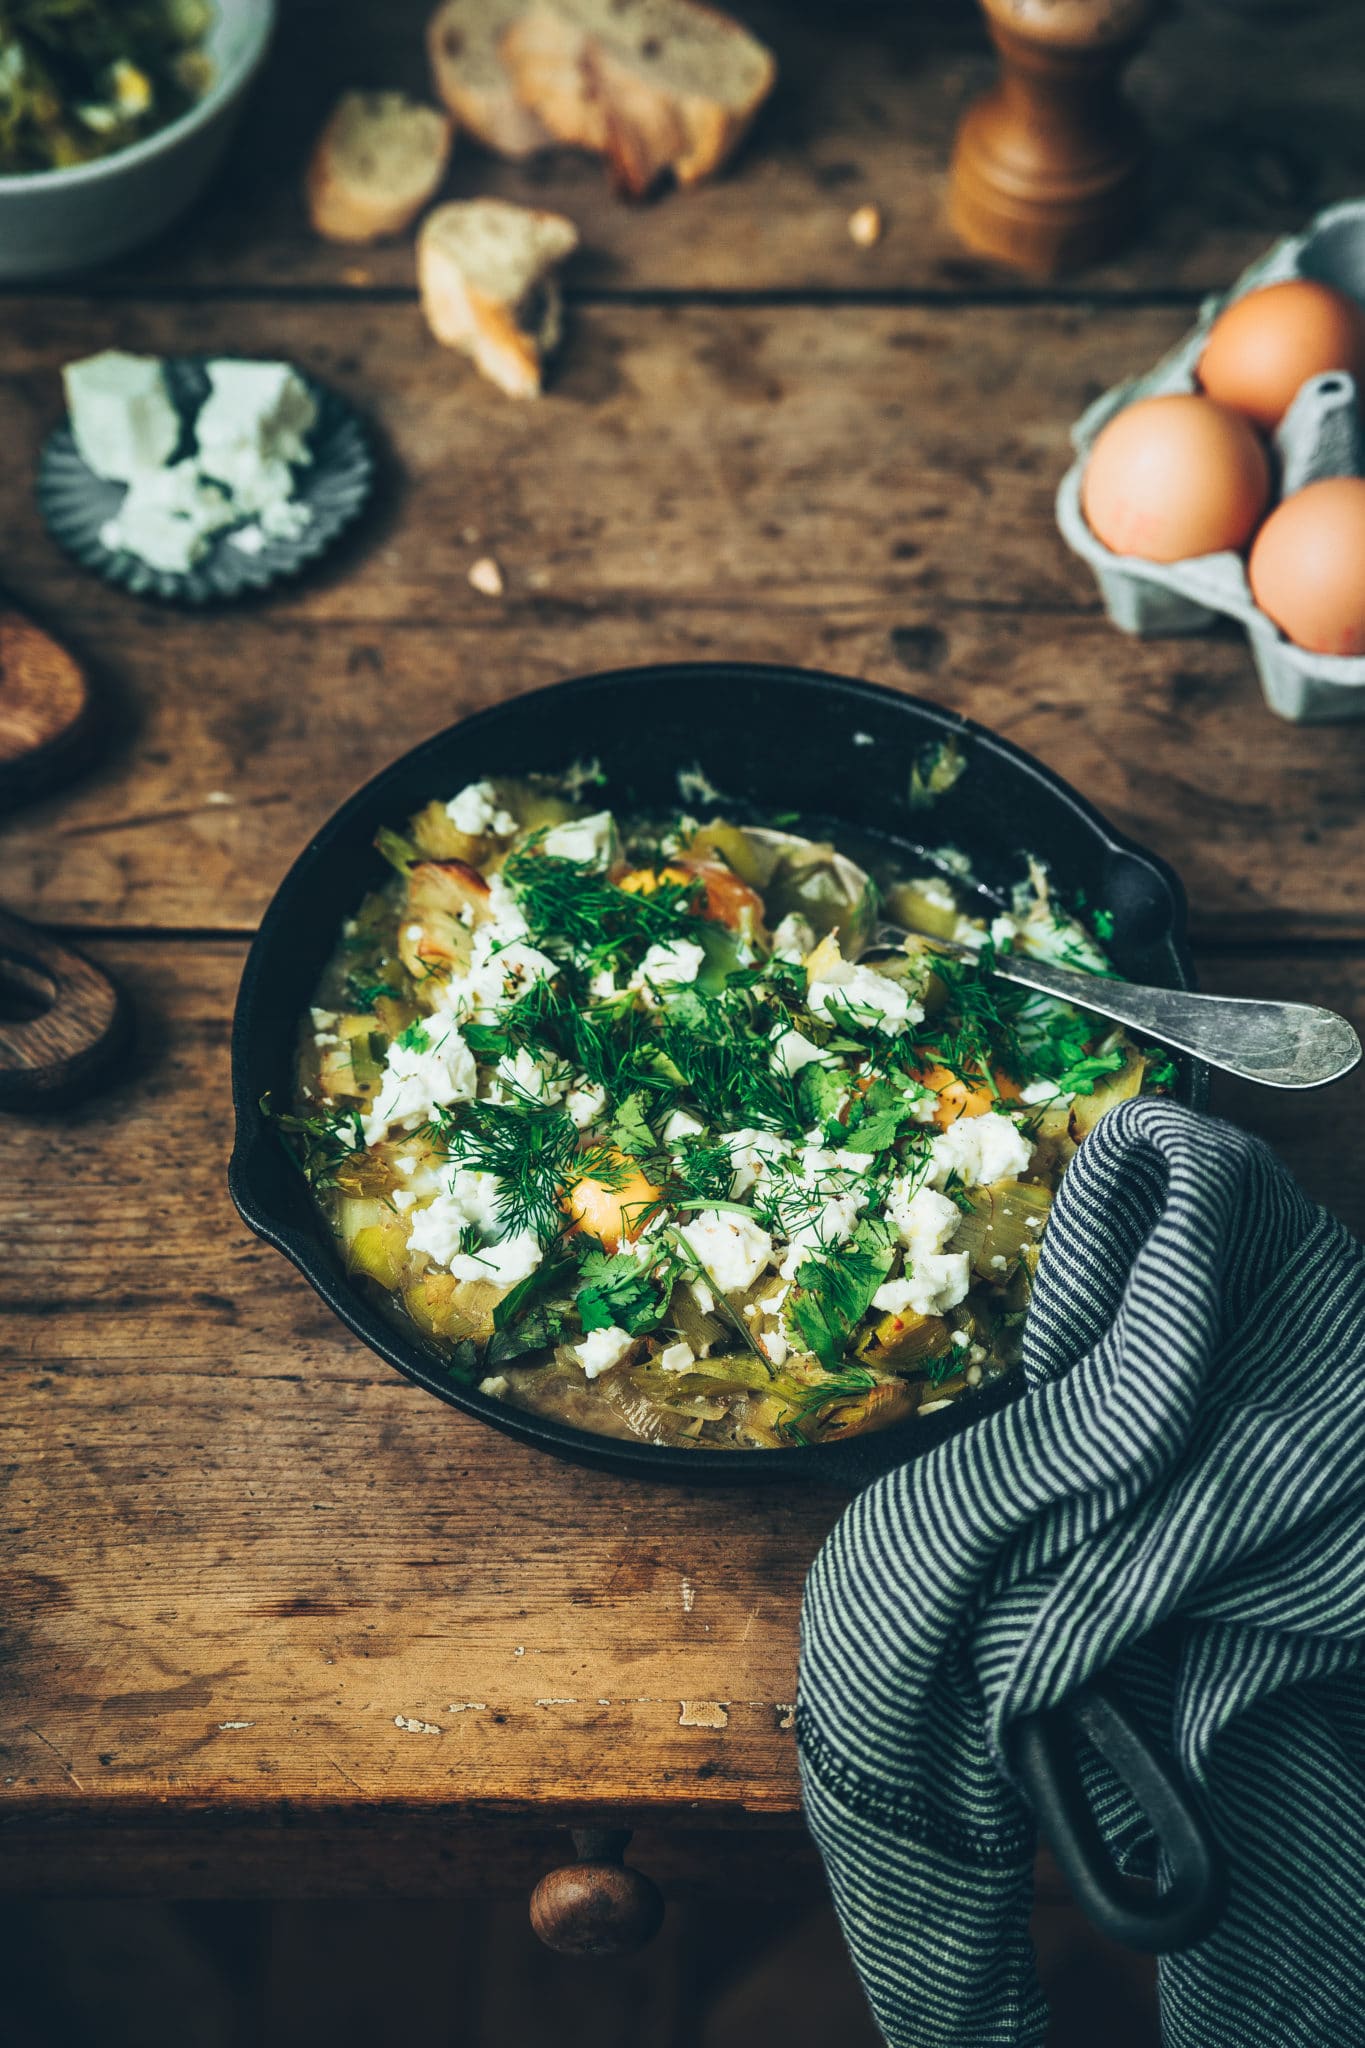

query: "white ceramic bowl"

left=0, top=0, right=275, bottom=281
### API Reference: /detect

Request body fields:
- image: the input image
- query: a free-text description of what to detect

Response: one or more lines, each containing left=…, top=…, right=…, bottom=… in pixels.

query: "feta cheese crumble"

left=542, top=810, right=616, bottom=868
left=879, top=1185, right=971, bottom=1317
left=807, top=957, right=922, bottom=1035
left=405, top=1169, right=506, bottom=1264
left=723, top=1127, right=789, bottom=1197
left=67, top=349, right=319, bottom=575
left=64, top=351, right=180, bottom=482
left=575, top=1324, right=636, bottom=1379
left=631, top=939, right=705, bottom=1000
left=926, top=1112, right=1033, bottom=1190
left=566, top=1080, right=609, bottom=1129
left=769, top=1025, right=831, bottom=1078
left=446, top=781, right=517, bottom=839
left=770, top=912, right=816, bottom=962
left=679, top=1210, right=774, bottom=1294
left=364, top=1021, right=477, bottom=1140
left=447, top=1230, right=543, bottom=1289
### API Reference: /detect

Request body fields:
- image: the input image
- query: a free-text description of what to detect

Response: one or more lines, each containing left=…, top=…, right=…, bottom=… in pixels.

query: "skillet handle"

left=1014, top=1678, right=1227, bottom=1954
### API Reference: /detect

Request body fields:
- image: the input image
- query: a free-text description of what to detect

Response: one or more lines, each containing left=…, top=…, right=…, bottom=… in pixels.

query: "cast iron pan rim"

left=229, top=660, right=1205, bottom=1486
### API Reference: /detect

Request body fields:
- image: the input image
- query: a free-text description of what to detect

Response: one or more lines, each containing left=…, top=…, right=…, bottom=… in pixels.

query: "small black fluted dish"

left=229, top=661, right=1207, bottom=1491
left=37, top=357, right=375, bottom=606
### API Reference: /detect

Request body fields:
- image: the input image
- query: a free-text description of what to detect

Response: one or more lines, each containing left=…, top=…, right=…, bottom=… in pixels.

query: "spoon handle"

left=978, top=950, right=1359, bottom=1090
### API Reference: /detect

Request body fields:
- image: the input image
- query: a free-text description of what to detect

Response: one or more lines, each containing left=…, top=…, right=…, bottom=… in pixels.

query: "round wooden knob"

left=0, top=908, right=128, bottom=1109
left=529, top=1830, right=664, bottom=1956
left=949, top=0, right=1161, bottom=275
left=0, top=603, right=97, bottom=810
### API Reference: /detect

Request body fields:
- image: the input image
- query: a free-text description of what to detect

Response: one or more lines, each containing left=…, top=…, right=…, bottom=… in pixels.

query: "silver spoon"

left=745, top=828, right=1361, bottom=1092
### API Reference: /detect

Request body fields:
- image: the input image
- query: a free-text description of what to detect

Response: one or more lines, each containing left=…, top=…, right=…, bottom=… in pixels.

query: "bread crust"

left=500, top=0, right=776, bottom=196
left=418, top=201, right=578, bottom=398
left=426, top=0, right=555, bottom=159
left=307, top=95, right=453, bottom=243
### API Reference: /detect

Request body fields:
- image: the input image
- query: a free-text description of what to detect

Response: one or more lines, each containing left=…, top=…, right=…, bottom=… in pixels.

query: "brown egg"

left=1248, top=478, right=1365, bottom=656
left=1199, top=280, right=1365, bottom=431
left=1081, top=394, right=1270, bottom=564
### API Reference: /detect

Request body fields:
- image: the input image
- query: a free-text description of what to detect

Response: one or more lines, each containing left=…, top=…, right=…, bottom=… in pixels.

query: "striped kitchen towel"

left=798, top=1097, right=1365, bottom=2048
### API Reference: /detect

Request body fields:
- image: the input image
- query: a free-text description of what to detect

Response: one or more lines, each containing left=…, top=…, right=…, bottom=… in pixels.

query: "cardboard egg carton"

left=1057, top=198, right=1365, bottom=723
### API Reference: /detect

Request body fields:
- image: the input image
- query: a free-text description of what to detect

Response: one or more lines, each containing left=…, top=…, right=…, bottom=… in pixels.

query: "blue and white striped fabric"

left=799, top=1098, right=1365, bottom=2048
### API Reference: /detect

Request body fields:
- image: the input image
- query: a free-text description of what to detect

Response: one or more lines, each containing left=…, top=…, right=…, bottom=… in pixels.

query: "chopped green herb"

left=260, top=1093, right=364, bottom=1191
left=437, top=1099, right=579, bottom=1241
left=346, top=977, right=404, bottom=1014
left=786, top=1219, right=896, bottom=1370
left=576, top=1245, right=676, bottom=1336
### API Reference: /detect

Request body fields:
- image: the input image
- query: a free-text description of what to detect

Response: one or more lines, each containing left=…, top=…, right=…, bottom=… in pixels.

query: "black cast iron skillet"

left=230, top=661, right=1222, bottom=1951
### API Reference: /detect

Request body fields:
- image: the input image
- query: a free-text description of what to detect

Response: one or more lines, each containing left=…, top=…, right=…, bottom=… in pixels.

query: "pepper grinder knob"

left=949, top=0, right=1162, bottom=276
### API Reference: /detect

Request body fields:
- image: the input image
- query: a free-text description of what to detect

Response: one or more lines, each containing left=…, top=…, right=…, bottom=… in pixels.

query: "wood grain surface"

left=4, top=300, right=1365, bottom=938
left=99, top=0, right=1365, bottom=298
left=1, top=0, right=1363, bottom=1936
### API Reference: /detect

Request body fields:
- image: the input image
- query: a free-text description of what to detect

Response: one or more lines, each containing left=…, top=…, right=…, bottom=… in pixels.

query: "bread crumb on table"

left=848, top=203, right=883, bottom=248
left=468, top=555, right=505, bottom=597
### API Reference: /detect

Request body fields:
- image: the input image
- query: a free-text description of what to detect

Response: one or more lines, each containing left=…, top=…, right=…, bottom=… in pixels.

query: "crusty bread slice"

left=427, top=0, right=555, bottom=159
left=500, top=0, right=775, bottom=197
left=418, top=199, right=579, bottom=398
left=307, top=92, right=454, bottom=243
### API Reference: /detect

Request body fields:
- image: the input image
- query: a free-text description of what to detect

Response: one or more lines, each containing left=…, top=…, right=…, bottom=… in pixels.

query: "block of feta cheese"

left=195, top=360, right=318, bottom=471
left=99, top=461, right=236, bottom=575
left=193, top=361, right=318, bottom=544
left=63, top=351, right=181, bottom=483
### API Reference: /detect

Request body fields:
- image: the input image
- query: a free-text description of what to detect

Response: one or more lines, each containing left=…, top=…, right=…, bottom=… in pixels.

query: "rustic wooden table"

left=2, top=0, right=1363, bottom=1991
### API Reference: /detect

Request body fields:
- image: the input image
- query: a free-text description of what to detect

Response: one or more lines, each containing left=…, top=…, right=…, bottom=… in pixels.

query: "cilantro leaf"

left=576, top=1246, right=674, bottom=1336
left=1053, top=1049, right=1126, bottom=1096
left=797, top=1063, right=847, bottom=1129
left=841, top=1078, right=933, bottom=1156
left=611, top=1092, right=657, bottom=1158
left=786, top=1218, right=896, bottom=1369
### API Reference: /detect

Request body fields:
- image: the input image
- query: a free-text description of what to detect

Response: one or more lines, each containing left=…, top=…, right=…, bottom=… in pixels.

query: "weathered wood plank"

left=3, top=300, right=1364, bottom=939
left=0, top=938, right=1360, bottom=1878
left=0, top=298, right=1194, bottom=622
left=0, top=943, right=837, bottom=1829
left=3, top=608, right=1363, bottom=943
left=90, top=0, right=1365, bottom=298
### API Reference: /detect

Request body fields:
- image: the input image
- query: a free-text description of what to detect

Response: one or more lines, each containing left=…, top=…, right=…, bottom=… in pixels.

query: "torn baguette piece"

left=418, top=198, right=579, bottom=398
left=426, top=0, right=555, bottom=159
left=307, top=91, right=454, bottom=243
left=500, top=0, right=776, bottom=197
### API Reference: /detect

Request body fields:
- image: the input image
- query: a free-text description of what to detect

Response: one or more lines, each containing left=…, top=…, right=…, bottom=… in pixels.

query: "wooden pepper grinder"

left=949, top=0, right=1161, bottom=276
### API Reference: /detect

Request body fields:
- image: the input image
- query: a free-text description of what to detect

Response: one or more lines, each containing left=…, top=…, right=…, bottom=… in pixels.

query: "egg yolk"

left=917, top=1063, right=1021, bottom=1130
left=562, top=1152, right=661, bottom=1249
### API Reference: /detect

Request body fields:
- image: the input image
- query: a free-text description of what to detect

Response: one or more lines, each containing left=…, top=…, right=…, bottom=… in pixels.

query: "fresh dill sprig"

left=260, top=1093, right=364, bottom=1191
left=657, top=987, right=805, bottom=1138
left=669, top=1136, right=736, bottom=1207
left=344, top=975, right=403, bottom=1014
left=437, top=1099, right=580, bottom=1241
left=503, top=842, right=701, bottom=973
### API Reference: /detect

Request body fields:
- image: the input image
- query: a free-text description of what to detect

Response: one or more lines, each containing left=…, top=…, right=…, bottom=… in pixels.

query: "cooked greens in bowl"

left=0, top=0, right=213, bottom=174
left=275, top=776, right=1174, bottom=1452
